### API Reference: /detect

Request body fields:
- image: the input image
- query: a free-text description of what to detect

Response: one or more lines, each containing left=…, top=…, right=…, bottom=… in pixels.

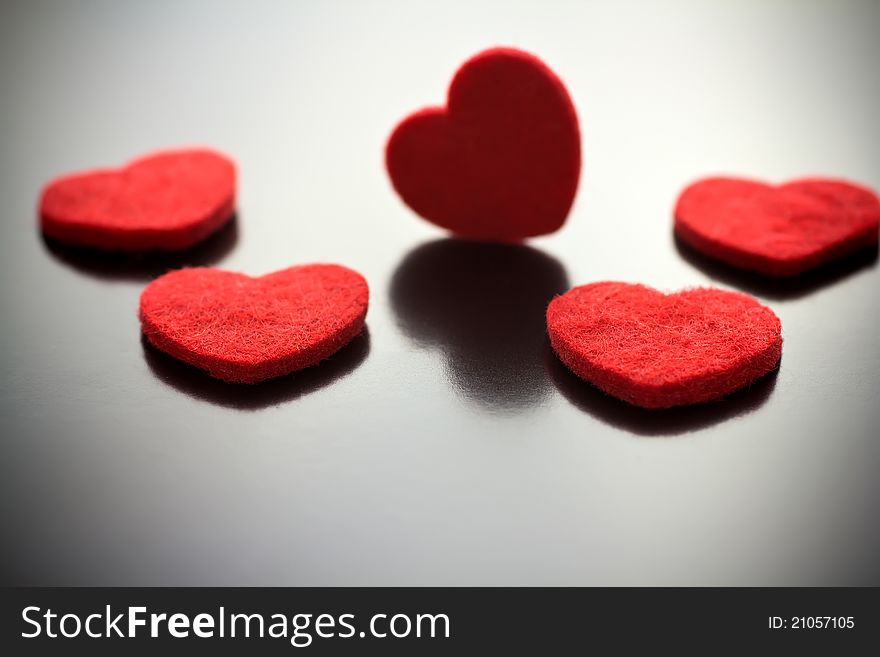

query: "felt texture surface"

left=139, top=264, right=369, bottom=384
left=547, top=282, right=782, bottom=409
left=40, top=148, right=236, bottom=251
left=674, top=177, right=880, bottom=276
left=386, top=47, right=580, bottom=241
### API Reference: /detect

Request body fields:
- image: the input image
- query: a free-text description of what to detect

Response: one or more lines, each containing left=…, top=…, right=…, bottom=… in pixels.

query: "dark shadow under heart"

left=674, top=231, right=878, bottom=301
left=41, top=214, right=240, bottom=282
left=142, top=326, right=370, bottom=411
left=547, top=344, right=780, bottom=437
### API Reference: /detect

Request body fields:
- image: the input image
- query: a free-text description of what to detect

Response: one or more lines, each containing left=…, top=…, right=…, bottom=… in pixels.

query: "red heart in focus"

left=674, top=177, right=880, bottom=276
left=140, top=264, right=369, bottom=383
left=40, top=148, right=236, bottom=251
left=386, top=47, right=581, bottom=241
left=547, top=282, right=782, bottom=409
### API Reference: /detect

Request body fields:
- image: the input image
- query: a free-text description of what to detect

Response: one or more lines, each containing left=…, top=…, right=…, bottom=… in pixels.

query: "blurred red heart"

left=40, top=148, right=235, bottom=251
left=140, top=264, right=369, bottom=383
left=675, top=177, right=880, bottom=276
left=386, top=47, right=580, bottom=241
left=547, top=282, right=782, bottom=409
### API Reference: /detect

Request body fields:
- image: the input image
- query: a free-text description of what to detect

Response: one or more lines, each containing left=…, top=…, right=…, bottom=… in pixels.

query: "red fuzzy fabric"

left=674, top=177, right=880, bottom=276
left=547, top=282, right=782, bottom=409
left=386, top=47, right=580, bottom=241
left=40, top=148, right=236, bottom=251
left=140, top=264, right=369, bottom=384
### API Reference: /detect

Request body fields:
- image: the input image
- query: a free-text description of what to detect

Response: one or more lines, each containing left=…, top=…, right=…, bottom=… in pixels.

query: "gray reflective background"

left=1, top=0, right=878, bottom=586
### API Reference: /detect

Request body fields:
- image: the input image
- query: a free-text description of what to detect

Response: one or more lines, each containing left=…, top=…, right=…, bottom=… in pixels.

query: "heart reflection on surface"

left=390, top=238, right=569, bottom=413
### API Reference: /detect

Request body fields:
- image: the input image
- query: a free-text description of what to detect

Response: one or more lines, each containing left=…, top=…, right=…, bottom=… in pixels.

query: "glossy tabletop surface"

left=1, top=0, right=878, bottom=585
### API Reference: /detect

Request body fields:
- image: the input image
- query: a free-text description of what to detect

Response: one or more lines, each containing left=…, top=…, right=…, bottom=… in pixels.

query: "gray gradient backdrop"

left=1, top=0, right=878, bottom=585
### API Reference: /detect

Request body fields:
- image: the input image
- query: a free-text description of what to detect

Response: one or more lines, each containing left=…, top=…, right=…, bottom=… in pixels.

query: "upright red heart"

left=674, top=177, right=880, bottom=276
left=386, top=47, right=581, bottom=241
left=40, top=148, right=236, bottom=251
left=547, top=282, right=782, bottom=409
left=140, top=264, right=369, bottom=384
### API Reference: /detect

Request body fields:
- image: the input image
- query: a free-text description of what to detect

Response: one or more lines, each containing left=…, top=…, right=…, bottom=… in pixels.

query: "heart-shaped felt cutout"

left=547, top=282, right=782, bottom=409
left=40, top=148, right=236, bottom=251
left=385, top=47, right=580, bottom=241
left=674, top=177, right=880, bottom=276
left=140, top=264, right=369, bottom=383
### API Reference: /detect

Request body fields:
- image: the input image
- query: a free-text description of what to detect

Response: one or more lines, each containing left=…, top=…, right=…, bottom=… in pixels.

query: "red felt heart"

left=140, top=264, right=369, bottom=384
left=674, top=177, right=880, bottom=276
left=385, top=47, right=581, bottom=241
left=40, top=148, right=236, bottom=251
left=547, top=282, right=782, bottom=409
